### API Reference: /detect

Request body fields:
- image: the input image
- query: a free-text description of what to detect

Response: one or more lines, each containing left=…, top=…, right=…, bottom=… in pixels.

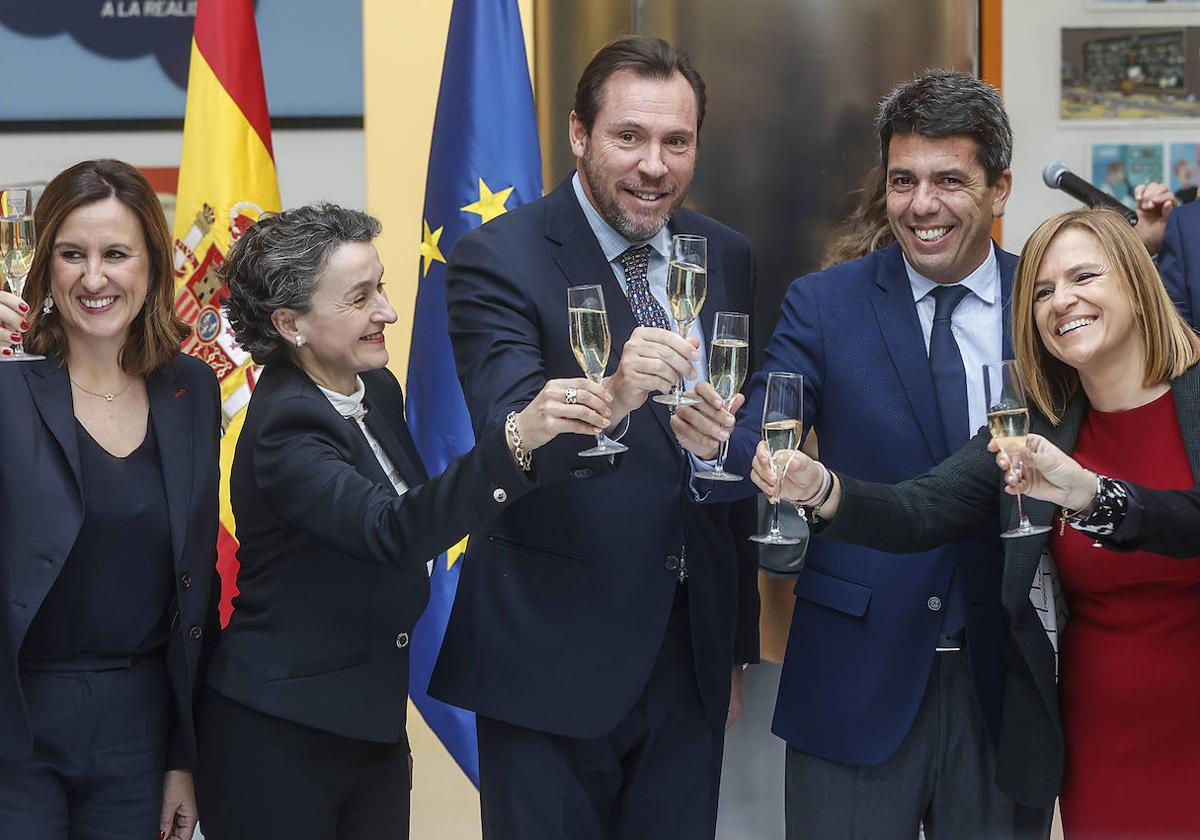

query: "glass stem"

left=715, top=436, right=730, bottom=473
left=769, top=500, right=782, bottom=535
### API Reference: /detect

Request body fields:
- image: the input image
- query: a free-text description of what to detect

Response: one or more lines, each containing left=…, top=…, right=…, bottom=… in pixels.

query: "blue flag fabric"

left=405, top=0, right=542, bottom=786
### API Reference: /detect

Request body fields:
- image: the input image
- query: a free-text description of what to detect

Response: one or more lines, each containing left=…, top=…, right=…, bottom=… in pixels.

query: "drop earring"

left=295, top=335, right=306, bottom=348
left=42, top=292, right=54, bottom=316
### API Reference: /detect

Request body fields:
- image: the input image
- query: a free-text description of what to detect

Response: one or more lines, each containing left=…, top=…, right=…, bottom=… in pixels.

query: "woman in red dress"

left=755, top=207, right=1200, bottom=837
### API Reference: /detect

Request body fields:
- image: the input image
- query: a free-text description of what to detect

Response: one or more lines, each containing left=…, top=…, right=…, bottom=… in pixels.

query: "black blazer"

left=0, top=354, right=220, bottom=768
left=204, top=364, right=533, bottom=743
left=820, top=363, right=1200, bottom=807
left=429, top=177, right=761, bottom=737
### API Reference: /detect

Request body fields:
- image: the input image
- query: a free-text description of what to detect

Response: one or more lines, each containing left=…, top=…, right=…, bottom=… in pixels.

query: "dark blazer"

left=204, top=363, right=533, bottom=744
left=821, top=363, right=1200, bottom=807
left=1158, top=200, right=1200, bottom=329
left=428, top=177, right=760, bottom=737
left=704, top=242, right=1016, bottom=765
left=0, top=354, right=220, bottom=768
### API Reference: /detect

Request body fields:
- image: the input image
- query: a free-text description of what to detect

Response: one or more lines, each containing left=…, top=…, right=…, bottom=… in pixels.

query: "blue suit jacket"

left=708, top=242, right=1015, bottom=765
left=429, top=177, right=761, bottom=737
left=0, top=354, right=220, bottom=768
left=1157, top=199, right=1200, bottom=330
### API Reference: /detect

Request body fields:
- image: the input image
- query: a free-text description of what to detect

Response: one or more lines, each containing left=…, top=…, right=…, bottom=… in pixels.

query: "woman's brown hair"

left=23, top=159, right=189, bottom=375
left=1012, top=207, right=1200, bottom=424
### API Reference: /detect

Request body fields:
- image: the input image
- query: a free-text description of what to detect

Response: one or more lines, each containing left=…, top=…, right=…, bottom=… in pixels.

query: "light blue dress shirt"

left=902, top=246, right=1004, bottom=439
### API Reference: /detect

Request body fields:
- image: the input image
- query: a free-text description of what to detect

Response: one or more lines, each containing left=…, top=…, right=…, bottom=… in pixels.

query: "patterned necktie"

left=928, top=284, right=972, bottom=453
left=617, top=244, right=672, bottom=330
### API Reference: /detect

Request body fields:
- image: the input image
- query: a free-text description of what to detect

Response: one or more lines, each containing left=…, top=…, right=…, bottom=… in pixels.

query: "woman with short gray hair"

left=193, top=203, right=611, bottom=840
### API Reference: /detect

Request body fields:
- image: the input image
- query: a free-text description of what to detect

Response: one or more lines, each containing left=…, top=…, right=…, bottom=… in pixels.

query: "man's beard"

left=582, top=153, right=684, bottom=242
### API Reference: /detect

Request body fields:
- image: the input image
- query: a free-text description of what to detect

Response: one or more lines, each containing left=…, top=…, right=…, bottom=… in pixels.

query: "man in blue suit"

left=1130, top=182, right=1199, bottom=330
left=675, top=69, right=1050, bottom=838
left=430, top=36, right=759, bottom=840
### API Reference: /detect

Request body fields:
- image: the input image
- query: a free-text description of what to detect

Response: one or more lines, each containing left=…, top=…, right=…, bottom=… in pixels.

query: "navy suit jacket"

left=429, top=177, right=760, bottom=736
left=706, top=242, right=1015, bottom=765
left=205, top=364, right=533, bottom=744
left=0, top=354, right=220, bottom=768
left=1157, top=199, right=1200, bottom=330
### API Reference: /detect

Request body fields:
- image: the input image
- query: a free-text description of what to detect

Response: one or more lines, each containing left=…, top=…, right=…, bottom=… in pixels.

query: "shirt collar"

left=903, top=244, right=999, bottom=306
left=571, top=171, right=671, bottom=264
left=317, top=375, right=367, bottom=421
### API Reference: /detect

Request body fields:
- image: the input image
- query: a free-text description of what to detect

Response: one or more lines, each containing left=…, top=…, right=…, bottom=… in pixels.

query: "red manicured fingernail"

left=10, top=333, right=19, bottom=342
left=17, top=301, right=29, bottom=313
left=2, top=348, right=12, bottom=357
left=19, top=321, right=29, bottom=331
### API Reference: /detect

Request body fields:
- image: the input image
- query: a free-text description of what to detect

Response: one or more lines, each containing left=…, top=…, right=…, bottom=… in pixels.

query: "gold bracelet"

left=505, top=411, right=532, bottom=471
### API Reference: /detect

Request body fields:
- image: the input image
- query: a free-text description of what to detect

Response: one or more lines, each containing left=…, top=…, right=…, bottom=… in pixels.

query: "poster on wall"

left=1090, top=143, right=1166, bottom=207
left=0, top=0, right=362, bottom=124
left=1085, top=0, right=1200, bottom=8
left=1061, top=27, right=1200, bottom=122
left=1169, top=142, right=1200, bottom=202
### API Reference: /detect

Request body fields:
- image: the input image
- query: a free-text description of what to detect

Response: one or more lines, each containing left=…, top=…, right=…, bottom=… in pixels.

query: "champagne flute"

left=750, top=371, right=803, bottom=545
left=694, top=311, right=749, bottom=481
left=653, top=234, right=707, bottom=407
left=984, top=360, right=1050, bottom=539
left=0, top=187, right=43, bottom=362
left=568, top=284, right=629, bottom=457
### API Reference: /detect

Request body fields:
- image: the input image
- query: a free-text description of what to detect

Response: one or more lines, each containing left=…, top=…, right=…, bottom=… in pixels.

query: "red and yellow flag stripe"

left=173, top=0, right=281, bottom=625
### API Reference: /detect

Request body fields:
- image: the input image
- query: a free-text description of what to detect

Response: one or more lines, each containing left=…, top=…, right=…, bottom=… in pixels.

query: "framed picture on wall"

left=0, top=0, right=363, bottom=129
left=1061, top=26, right=1200, bottom=123
left=1169, top=142, right=1200, bottom=202
left=1090, top=143, right=1166, bottom=207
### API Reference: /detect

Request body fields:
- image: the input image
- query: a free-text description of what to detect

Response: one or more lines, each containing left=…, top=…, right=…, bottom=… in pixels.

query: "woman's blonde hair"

left=1012, top=207, right=1200, bottom=424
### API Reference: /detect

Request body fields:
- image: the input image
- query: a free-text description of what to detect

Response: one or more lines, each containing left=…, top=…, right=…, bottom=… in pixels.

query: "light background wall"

left=1001, top=0, right=1200, bottom=252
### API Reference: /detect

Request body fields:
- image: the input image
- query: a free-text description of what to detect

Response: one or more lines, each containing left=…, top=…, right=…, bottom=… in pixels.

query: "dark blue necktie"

left=928, top=285, right=971, bottom=642
left=928, top=285, right=971, bottom=453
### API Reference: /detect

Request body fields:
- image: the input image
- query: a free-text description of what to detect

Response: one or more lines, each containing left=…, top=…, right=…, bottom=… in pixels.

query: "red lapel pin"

left=174, top=388, right=187, bottom=398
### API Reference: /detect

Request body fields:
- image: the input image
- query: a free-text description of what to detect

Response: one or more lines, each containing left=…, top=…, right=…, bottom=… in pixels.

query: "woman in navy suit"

left=193, top=203, right=610, bottom=840
left=0, top=160, right=220, bottom=840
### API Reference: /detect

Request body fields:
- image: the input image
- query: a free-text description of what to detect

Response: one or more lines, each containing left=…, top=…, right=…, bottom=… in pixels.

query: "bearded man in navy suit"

left=429, top=36, right=759, bottom=840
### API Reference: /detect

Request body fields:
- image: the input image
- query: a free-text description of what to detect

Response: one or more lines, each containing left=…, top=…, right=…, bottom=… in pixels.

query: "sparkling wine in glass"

left=751, top=371, right=803, bottom=545
left=694, top=311, right=749, bottom=481
left=653, top=234, right=707, bottom=407
left=0, top=187, right=43, bottom=361
left=568, top=284, right=628, bottom=457
left=984, top=360, right=1050, bottom=538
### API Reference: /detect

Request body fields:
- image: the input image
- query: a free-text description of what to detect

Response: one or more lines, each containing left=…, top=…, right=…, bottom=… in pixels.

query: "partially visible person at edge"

left=429, top=35, right=760, bottom=840
left=192, top=203, right=606, bottom=840
left=0, top=159, right=220, bottom=840
left=673, top=69, right=1049, bottom=839
left=1129, top=180, right=1200, bottom=330
left=820, top=164, right=894, bottom=269
left=754, top=207, right=1200, bottom=839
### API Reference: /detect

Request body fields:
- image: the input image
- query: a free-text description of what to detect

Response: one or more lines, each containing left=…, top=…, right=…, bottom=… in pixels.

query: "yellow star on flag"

left=419, top=219, right=446, bottom=278
left=461, top=178, right=515, bottom=224
left=447, top=535, right=469, bottom=570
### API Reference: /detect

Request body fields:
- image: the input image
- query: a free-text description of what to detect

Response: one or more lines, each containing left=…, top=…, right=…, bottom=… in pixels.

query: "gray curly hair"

left=220, top=203, right=382, bottom=365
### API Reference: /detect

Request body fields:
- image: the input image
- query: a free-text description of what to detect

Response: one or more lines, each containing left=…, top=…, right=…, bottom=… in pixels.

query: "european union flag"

left=405, top=0, right=542, bottom=785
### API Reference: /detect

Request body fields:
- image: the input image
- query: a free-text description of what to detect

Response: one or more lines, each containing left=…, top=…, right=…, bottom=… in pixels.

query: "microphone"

left=1042, top=162, right=1138, bottom=226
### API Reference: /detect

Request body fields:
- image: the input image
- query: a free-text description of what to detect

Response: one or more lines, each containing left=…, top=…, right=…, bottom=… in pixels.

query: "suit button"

left=395, top=632, right=410, bottom=649
left=665, top=555, right=680, bottom=571
left=188, top=625, right=203, bottom=640
left=180, top=574, right=192, bottom=589
left=570, top=468, right=594, bottom=479
left=493, top=488, right=508, bottom=503
left=927, top=596, right=943, bottom=612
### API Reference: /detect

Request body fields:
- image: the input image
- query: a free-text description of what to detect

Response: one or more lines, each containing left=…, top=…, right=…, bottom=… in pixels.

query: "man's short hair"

left=573, top=35, right=706, bottom=135
left=875, top=68, right=1013, bottom=184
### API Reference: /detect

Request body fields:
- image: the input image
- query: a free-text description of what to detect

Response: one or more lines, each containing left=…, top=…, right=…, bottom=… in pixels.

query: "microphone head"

left=1043, top=161, right=1069, bottom=189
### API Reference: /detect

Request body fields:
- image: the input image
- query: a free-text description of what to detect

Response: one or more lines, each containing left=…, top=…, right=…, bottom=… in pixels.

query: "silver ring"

left=564, top=387, right=578, bottom=405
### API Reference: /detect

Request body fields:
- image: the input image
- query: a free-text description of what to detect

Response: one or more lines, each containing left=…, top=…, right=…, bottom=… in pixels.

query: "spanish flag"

left=172, top=0, right=280, bottom=626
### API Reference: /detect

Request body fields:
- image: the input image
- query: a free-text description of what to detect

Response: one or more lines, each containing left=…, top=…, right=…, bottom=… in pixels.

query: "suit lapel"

left=870, top=245, right=948, bottom=462
left=1170, top=364, right=1200, bottom=481
left=363, top=400, right=428, bottom=488
left=24, top=358, right=83, bottom=495
left=148, top=363, right=193, bottom=573
left=997, top=245, right=1017, bottom=360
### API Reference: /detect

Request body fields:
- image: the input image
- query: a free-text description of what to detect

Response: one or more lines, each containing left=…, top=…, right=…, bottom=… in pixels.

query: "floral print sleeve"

left=1065, top=475, right=1128, bottom=537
